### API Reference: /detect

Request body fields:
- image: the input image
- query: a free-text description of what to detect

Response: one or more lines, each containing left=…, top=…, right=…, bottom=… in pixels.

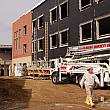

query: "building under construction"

left=32, top=0, right=110, bottom=65
left=12, top=0, right=110, bottom=68
left=0, top=45, right=12, bottom=76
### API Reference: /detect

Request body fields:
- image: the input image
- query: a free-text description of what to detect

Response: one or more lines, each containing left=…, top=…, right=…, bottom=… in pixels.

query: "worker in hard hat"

left=80, top=67, right=100, bottom=107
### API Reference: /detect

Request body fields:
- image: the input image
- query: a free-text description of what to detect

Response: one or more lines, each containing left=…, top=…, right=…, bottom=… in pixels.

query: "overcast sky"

left=0, top=0, right=43, bottom=45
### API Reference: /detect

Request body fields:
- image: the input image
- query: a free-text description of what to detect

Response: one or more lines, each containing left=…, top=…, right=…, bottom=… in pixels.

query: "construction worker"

left=80, top=67, right=100, bottom=107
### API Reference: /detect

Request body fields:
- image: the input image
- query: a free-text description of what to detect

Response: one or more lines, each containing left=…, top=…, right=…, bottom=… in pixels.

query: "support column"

left=4, top=61, right=7, bottom=76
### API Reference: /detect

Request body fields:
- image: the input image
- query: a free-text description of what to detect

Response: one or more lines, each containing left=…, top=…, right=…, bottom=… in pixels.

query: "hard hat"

left=87, top=66, right=93, bottom=71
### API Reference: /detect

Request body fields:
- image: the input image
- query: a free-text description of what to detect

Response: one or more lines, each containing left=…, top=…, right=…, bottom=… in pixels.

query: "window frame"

left=96, top=15, right=110, bottom=40
left=79, top=0, right=91, bottom=11
left=59, top=0, right=69, bottom=20
left=59, top=28, right=69, bottom=47
left=50, top=6, right=57, bottom=24
left=18, top=37, right=20, bottom=49
left=19, top=29, right=21, bottom=36
left=32, top=42, right=35, bottom=53
left=38, top=38, right=44, bottom=52
left=14, top=39, right=17, bottom=50
left=38, top=14, right=44, bottom=30
left=23, top=44, right=27, bottom=53
left=80, top=21, right=92, bottom=43
left=50, top=32, right=58, bottom=49
left=23, top=25, right=27, bottom=35
left=95, top=0, right=104, bottom=3
left=32, top=19, right=37, bottom=40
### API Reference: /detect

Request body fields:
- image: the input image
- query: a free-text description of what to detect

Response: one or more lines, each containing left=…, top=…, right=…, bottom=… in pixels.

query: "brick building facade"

left=12, top=11, right=32, bottom=68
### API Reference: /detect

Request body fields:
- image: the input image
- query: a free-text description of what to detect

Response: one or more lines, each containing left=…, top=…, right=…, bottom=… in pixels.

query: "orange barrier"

left=24, top=69, right=51, bottom=76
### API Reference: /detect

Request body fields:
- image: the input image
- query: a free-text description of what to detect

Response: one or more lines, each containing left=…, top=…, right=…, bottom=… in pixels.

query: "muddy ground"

left=0, top=77, right=110, bottom=110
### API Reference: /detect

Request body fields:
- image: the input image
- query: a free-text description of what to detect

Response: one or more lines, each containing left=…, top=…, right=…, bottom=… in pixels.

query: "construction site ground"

left=0, top=77, right=110, bottom=110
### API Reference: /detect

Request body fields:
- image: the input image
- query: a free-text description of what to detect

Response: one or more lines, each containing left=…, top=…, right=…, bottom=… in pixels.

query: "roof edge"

left=25, top=0, right=46, bottom=15
left=0, top=45, right=12, bottom=48
left=12, top=0, right=46, bottom=23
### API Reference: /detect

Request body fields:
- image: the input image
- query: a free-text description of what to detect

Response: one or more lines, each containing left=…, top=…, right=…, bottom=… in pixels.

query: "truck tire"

left=52, top=74, right=59, bottom=84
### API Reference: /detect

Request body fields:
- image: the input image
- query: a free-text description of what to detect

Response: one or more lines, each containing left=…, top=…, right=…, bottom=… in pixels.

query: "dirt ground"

left=0, top=77, right=110, bottom=110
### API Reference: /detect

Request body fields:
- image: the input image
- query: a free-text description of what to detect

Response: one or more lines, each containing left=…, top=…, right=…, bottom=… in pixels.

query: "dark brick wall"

left=32, top=0, right=110, bottom=60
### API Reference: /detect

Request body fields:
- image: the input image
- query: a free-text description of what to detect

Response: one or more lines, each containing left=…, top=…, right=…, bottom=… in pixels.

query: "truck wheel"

left=52, top=75, right=59, bottom=84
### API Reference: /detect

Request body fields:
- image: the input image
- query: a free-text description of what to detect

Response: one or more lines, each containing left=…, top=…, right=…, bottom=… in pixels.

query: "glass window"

left=24, top=25, right=27, bottom=35
left=38, top=15, right=44, bottom=29
left=50, top=7, right=57, bottom=24
left=80, top=22, right=92, bottom=42
left=60, top=29, right=68, bottom=47
left=50, top=34, right=58, bottom=48
left=97, top=16, right=110, bottom=38
left=23, top=44, right=27, bottom=53
left=38, top=39, right=43, bottom=51
left=32, top=20, right=37, bottom=40
left=80, top=0, right=91, bottom=10
left=60, top=2, right=68, bottom=19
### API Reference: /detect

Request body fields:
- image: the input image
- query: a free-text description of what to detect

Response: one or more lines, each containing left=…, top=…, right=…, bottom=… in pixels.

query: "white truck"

left=14, top=65, right=23, bottom=77
left=51, top=58, right=110, bottom=88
